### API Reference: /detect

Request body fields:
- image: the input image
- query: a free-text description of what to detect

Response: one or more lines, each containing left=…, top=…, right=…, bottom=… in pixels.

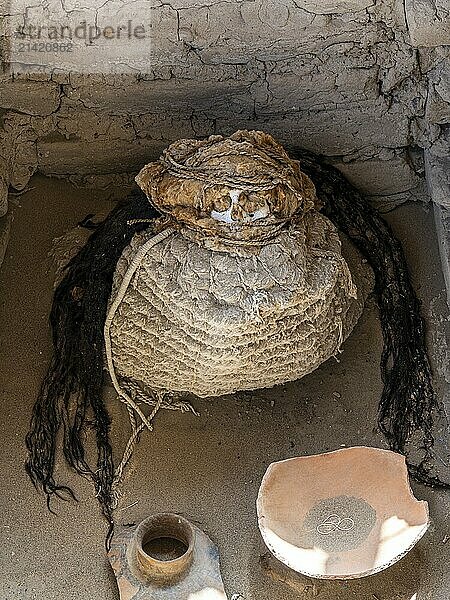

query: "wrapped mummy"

left=106, top=131, right=372, bottom=405
left=26, top=130, right=446, bottom=536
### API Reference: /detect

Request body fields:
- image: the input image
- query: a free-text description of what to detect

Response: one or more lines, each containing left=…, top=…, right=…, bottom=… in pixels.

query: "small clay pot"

left=257, top=447, right=429, bottom=579
left=132, top=514, right=194, bottom=585
left=108, top=513, right=228, bottom=599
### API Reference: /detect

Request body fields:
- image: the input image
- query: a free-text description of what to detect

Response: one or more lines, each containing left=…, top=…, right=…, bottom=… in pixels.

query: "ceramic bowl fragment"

left=257, top=447, right=429, bottom=579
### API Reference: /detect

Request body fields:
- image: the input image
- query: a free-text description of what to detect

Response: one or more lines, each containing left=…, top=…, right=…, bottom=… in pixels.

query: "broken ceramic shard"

left=257, top=447, right=429, bottom=579
left=108, top=513, right=228, bottom=599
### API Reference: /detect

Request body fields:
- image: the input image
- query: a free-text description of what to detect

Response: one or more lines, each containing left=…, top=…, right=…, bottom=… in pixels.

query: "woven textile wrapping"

left=108, top=216, right=373, bottom=398
left=107, top=131, right=373, bottom=399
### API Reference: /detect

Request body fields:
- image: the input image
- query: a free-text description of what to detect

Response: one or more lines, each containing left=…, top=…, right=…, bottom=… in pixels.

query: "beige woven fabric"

left=108, top=213, right=372, bottom=398
left=107, top=131, right=373, bottom=401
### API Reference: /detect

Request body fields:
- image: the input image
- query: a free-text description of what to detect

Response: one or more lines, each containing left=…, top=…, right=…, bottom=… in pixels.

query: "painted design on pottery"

left=316, top=514, right=355, bottom=535
left=301, top=495, right=377, bottom=553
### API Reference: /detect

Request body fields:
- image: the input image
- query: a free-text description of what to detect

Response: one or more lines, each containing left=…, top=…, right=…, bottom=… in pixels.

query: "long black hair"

left=297, top=151, right=448, bottom=487
left=25, top=190, right=159, bottom=545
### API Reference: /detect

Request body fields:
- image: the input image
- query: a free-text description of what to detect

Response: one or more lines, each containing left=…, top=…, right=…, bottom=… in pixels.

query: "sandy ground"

left=0, top=175, right=449, bottom=600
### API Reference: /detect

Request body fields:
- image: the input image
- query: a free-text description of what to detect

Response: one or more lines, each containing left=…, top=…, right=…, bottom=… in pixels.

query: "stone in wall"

left=426, top=134, right=450, bottom=209
left=0, top=77, right=61, bottom=117
left=0, top=211, right=12, bottom=268
left=413, top=49, right=450, bottom=207
left=0, top=113, right=38, bottom=216
left=294, top=0, right=374, bottom=13
left=37, top=138, right=164, bottom=176
left=434, top=203, right=450, bottom=306
left=405, top=0, right=450, bottom=48
left=333, top=151, right=423, bottom=197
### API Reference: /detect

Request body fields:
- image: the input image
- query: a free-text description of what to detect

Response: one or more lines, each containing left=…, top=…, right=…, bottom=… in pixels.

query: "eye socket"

left=214, top=199, right=230, bottom=212
left=204, top=186, right=231, bottom=212
left=241, top=191, right=272, bottom=216
left=240, top=194, right=259, bottom=213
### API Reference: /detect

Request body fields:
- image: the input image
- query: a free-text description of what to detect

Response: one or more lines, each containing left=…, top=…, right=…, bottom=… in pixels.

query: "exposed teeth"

left=210, top=189, right=270, bottom=223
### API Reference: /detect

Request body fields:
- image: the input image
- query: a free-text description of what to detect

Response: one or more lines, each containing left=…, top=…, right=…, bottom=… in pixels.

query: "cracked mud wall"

left=0, top=0, right=449, bottom=209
